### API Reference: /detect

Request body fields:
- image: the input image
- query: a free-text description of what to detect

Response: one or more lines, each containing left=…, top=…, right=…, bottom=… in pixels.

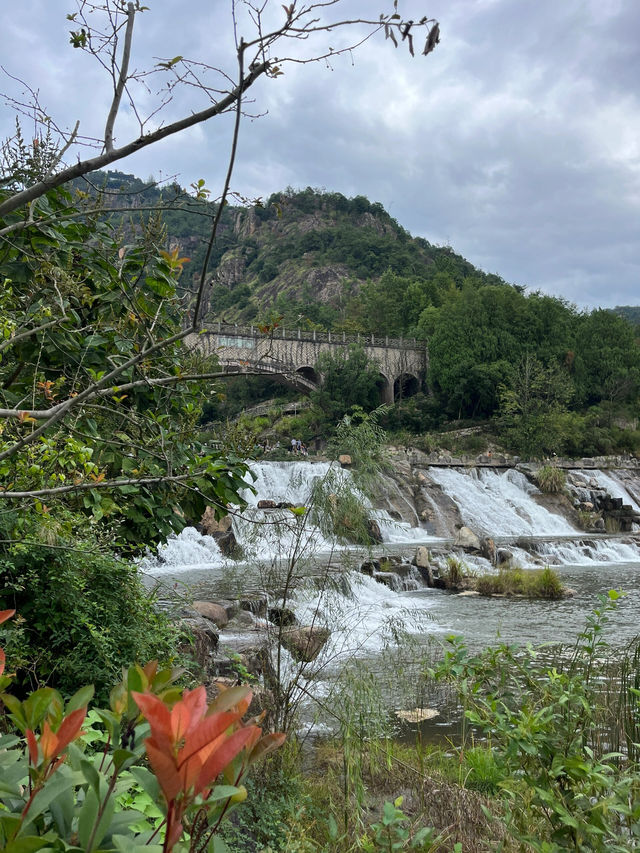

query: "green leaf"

left=48, top=782, right=75, bottom=837
left=3, top=838, right=52, bottom=853
left=67, top=684, right=94, bottom=713
left=112, top=836, right=163, bottom=853
left=78, top=784, right=116, bottom=851
left=19, top=766, right=81, bottom=829
left=80, top=759, right=101, bottom=795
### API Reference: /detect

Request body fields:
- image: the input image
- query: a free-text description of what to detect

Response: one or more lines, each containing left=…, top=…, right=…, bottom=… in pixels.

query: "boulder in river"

left=366, top=518, right=383, bottom=544
left=268, top=606, right=298, bottom=627
left=413, top=546, right=430, bottom=568
left=178, top=615, right=219, bottom=673
left=200, top=508, right=232, bottom=536
left=480, top=537, right=496, bottom=565
left=454, top=525, right=482, bottom=552
left=192, top=601, right=229, bottom=628
left=280, top=625, right=330, bottom=662
left=496, top=548, right=513, bottom=566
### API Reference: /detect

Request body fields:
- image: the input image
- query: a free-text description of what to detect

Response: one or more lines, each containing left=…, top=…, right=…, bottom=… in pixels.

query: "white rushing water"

left=426, top=467, right=577, bottom=537
left=580, top=469, right=640, bottom=512
left=140, top=460, right=640, bottom=704
left=141, top=461, right=431, bottom=575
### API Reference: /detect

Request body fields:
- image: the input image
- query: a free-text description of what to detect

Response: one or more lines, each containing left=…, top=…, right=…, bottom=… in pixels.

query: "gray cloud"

left=1, top=0, right=638, bottom=308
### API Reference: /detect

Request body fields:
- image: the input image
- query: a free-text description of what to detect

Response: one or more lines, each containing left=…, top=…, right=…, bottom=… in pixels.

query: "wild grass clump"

left=475, top=566, right=564, bottom=599
left=535, top=465, right=566, bottom=494
left=444, top=556, right=466, bottom=588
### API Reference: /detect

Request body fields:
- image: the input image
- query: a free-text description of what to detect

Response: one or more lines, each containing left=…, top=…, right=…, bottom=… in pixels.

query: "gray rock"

left=200, top=508, right=233, bottom=536
left=496, top=549, right=513, bottom=565
left=366, top=519, right=383, bottom=543
left=268, top=606, right=298, bottom=627
left=178, top=616, right=219, bottom=672
left=192, top=601, right=229, bottom=628
left=360, top=559, right=380, bottom=576
left=280, top=625, right=330, bottom=662
left=413, top=546, right=430, bottom=568
left=454, top=526, right=482, bottom=551
left=239, top=594, right=268, bottom=616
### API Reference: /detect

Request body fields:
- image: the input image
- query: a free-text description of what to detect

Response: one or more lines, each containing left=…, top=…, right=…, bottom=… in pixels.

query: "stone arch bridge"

left=186, top=322, right=428, bottom=404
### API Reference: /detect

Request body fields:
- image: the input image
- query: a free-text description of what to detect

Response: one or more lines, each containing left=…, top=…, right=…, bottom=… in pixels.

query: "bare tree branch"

left=0, top=61, right=268, bottom=218
left=103, top=2, right=136, bottom=153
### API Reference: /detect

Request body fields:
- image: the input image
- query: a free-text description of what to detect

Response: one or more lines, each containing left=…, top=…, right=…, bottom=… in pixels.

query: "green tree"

left=310, top=345, right=384, bottom=429
left=573, top=309, right=640, bottom=408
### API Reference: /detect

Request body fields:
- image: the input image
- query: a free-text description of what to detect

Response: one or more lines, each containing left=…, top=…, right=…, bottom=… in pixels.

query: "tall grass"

left=475, top=566, right=564, bottom=599
left=535, top=464, right=566, bottom=493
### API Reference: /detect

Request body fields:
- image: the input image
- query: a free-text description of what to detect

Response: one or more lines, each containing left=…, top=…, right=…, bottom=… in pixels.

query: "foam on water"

left=427, top=467, right=576, bottom=537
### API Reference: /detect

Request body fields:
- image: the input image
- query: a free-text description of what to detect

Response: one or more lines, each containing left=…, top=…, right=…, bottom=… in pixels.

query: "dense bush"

left=535, top=465, right=567, bottom=494
left=0, top=510, right=177, bottom=701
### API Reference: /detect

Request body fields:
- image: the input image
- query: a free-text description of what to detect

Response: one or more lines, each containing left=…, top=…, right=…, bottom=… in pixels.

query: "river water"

left=142, top=461, right=640, bottom=650
left=140, top=460, right=640, bottom=733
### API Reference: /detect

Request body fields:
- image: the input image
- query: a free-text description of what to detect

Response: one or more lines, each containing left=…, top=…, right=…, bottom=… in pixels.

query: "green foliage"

left=474, top=566, right=564, bottom=599
left=327, top=407, right=389, bottom=484
left=361, top=797, right=439, bottom=852
left=0, top=180, right=249, bottom=552
left=535, top=465, right=567, bottom=494
left=432, top=591, right=640, bottom=851
left=443, top=557, right=465, bottom=588
left=310, top=345, right=383, bottom=429
left=0, top=626, right=283, bottom=853
left=0, top=509, right=178, bottom=701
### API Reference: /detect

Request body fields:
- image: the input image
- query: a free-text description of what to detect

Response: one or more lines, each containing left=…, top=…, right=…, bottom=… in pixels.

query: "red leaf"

left=178, top=711, right=241, bottom=765
left=26, top=729, right=38, bottom=765
left=0, top=648, right=5, bottom=678
left=249, top=732, right=286, bottom=764
left=145, top=740, right=182, bottom=802
left=132, top=691, right=173, bottom=739
left=55, top=707, right=87, bottom=752
left=195, top=726, right=259, bottom=794
left=0, top=609, right=15, bottom=625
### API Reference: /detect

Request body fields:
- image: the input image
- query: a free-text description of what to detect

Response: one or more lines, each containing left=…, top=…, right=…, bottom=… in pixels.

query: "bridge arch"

left=187, top=324, right=428, bottom=404
left=296, top=365, right=320, bottom=386
left=378, top=373, right=394, bottom=405
left=393, top=372, right=421, bottom=401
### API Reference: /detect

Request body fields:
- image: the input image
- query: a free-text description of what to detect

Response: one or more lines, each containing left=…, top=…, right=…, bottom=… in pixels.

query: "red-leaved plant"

left=0, top=609, right=284, bottom=852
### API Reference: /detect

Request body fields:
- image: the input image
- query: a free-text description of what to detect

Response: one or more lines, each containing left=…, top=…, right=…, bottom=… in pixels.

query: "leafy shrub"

left=444, top=557, right=466, bottom=588
left=534, top=465, right=566, bottom=494
left=0, top=511, right=178, bottom=701
left=530, top=566, right=564, bottom=599
left=475, top=566, right=564, bottom=599
left=0, top=611, right=285, bottom=853
left=433, top=592, right=640, bottom=851
left=461, top=747, right=503, bottom=795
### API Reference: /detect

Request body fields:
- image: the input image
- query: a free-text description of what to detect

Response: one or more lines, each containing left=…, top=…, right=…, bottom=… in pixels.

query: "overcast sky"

left=2, top=0, right=639, bottom=309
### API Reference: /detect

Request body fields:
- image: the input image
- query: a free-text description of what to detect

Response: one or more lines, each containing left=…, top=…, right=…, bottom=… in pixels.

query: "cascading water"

left=142, top=460, right=640, bottom=663
left=426, top=466, right=576, bottom=537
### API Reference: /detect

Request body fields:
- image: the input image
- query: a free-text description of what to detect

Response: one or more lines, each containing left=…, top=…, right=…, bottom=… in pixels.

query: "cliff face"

left=76, top=172, right=507, bottom=330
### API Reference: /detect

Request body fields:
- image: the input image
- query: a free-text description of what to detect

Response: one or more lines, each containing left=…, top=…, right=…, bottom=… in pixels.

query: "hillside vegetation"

left=79, top=172, right=640, bottom=458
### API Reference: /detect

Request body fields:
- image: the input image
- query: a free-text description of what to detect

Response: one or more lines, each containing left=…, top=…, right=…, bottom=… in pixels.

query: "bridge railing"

left=205, top=321, right=425, bottom=350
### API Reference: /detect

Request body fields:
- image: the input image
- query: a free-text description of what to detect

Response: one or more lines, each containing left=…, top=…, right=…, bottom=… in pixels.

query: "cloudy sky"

left=2, top=0, right=639, bottom=308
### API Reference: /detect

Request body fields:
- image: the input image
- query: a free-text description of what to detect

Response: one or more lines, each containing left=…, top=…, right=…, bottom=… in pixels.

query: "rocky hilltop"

left=76, top=172, right=507, bottom=330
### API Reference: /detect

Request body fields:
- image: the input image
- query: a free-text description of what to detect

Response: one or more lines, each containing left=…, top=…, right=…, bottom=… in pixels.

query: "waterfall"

left=426, top=466, right=576, bottom=536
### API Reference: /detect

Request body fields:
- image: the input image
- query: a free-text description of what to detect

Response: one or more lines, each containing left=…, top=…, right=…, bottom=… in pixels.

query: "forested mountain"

left=77, top=172, right=509, bottom=334
left=613, top=306, right=640, bottom=326
left=76, top=171, right=640, bottom=457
